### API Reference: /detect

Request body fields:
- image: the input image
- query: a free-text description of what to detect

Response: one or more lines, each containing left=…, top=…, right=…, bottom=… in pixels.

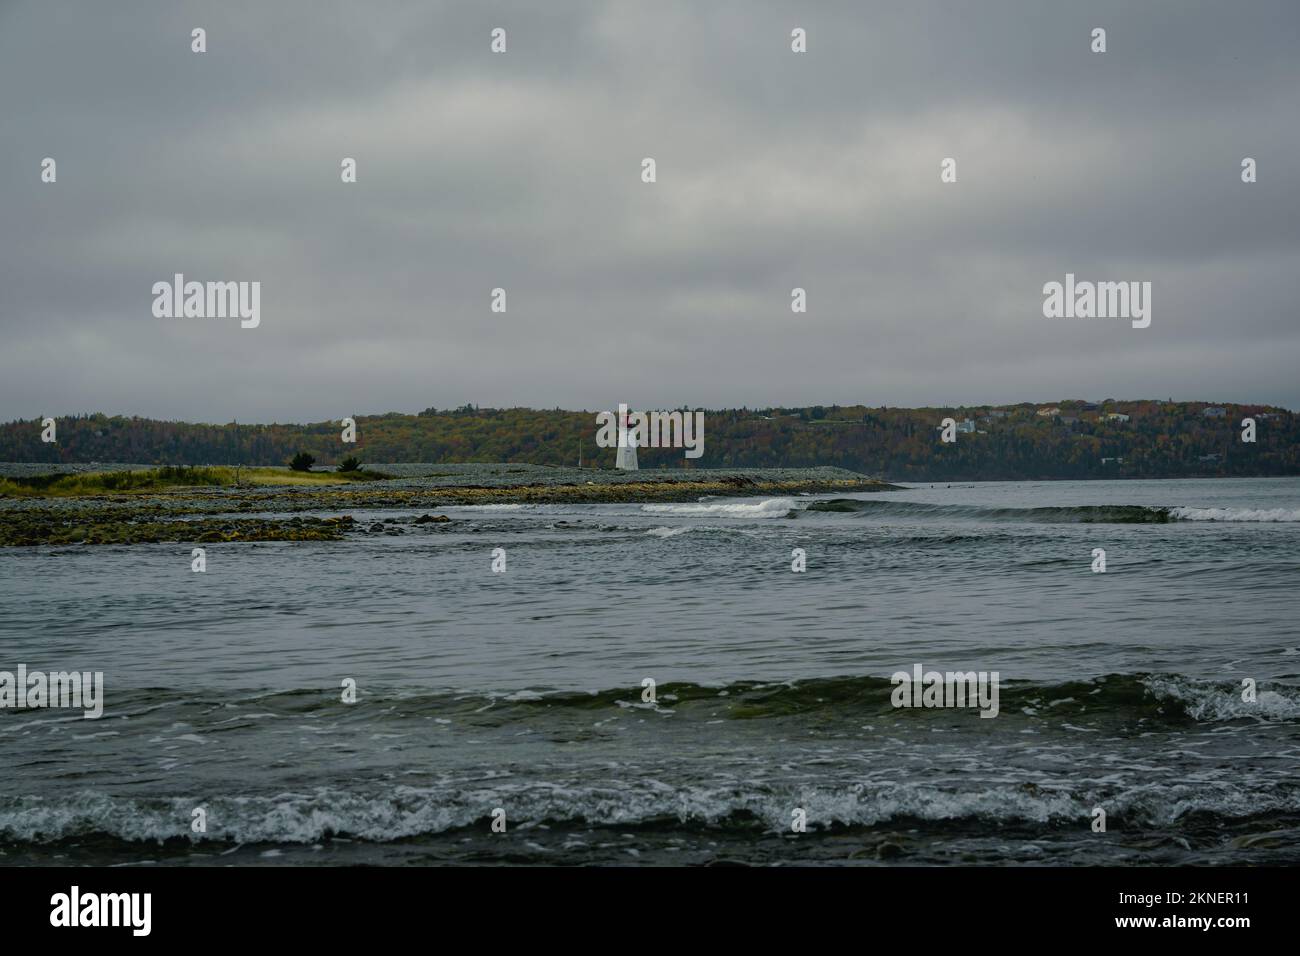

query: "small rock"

left=876, top=842, right=905, bottom=860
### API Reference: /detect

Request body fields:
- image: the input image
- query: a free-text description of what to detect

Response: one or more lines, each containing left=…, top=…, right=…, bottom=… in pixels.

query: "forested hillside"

left=2, top=400, right=1295, bottom=481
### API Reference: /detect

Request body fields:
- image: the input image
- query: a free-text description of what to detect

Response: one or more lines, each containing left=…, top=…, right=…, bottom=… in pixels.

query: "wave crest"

left=6, top=778, right=1300, bottom=846
left=641, top=498, right=795, bottom=518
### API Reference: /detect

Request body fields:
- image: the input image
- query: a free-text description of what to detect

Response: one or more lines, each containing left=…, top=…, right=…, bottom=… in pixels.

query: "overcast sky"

left=1, top=0, right=1297, bottom=424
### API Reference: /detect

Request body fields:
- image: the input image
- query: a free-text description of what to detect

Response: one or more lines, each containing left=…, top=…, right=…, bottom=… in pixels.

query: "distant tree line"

left=2, top=400, right=1296, bottom=481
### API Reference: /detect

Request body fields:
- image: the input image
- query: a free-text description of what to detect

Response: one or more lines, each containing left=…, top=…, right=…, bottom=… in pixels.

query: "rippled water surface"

left=2, top=478, right=1298, bottom=865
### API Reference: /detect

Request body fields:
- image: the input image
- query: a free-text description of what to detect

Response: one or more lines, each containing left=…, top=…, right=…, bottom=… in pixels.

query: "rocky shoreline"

left=0, top=466, right=900, bottom=546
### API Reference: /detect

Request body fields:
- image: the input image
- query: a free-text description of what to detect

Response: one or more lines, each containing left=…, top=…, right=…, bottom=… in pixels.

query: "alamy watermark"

left=0, top=664, right=103, bottom=719
left=891, top=664, right=999, bottom=718
left=1043, top=273, right=1150, bottom=329
left=595, top=403, right=705, bottom=458
left=152, top=273, right=260, bottom=328
left=50, top=886, right=150, bottom=936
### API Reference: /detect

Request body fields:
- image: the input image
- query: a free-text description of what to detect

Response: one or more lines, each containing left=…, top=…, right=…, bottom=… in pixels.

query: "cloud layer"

left=1, top=0, right=1297, bottom=423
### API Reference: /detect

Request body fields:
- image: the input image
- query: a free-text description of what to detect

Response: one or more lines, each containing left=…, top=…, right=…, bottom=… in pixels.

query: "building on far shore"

left=1203, top=406, right=1227, bottom=418
left=934, top=418, right=976, bottom=435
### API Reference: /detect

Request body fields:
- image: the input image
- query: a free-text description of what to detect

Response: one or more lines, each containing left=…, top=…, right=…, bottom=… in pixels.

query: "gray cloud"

left=1, top=0, right=1297, bottom=423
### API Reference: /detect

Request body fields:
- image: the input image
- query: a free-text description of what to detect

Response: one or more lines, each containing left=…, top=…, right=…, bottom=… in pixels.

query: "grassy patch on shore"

left=0, top=465, right=389, bottom=497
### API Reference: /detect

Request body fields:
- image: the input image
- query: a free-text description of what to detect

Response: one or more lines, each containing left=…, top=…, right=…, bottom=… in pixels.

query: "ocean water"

left=1, top=477, right=1298, bottom=866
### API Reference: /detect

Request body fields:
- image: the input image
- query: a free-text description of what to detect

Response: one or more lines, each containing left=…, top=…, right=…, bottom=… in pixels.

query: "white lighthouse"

left=616, top=406, right=639, bottom=471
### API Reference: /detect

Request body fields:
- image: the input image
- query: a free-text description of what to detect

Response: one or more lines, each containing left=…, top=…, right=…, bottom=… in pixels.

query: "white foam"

left=641, top=498, right=795, bottom=519
left=502, top=690, right=544, bottom=701
left=1145, top=676, right=1300, bottom=721
left=1168, top=506, right=1300, bottom=522
left=7, top=779, right=1297, bottom=844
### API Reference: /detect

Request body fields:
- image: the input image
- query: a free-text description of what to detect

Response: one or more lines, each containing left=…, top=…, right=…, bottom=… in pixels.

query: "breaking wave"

left=2, top=674, right=1296, bottom=849
left=4, top=777, right=1299, bottom=846
left=1165, top=506, right=1300, bottom=522
left=641, top=498, right=795, bottom=518
left=11, top=673, right=1292, bottom=727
